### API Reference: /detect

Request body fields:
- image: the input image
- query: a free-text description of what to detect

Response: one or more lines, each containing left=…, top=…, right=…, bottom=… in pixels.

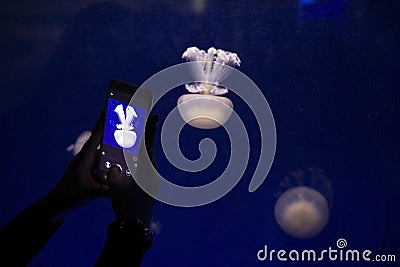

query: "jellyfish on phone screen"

left=114, top=104, right=137, bottom=148
left=273, top=167, right=333, bottom=239
left=178, top=47, right=241, bottom=129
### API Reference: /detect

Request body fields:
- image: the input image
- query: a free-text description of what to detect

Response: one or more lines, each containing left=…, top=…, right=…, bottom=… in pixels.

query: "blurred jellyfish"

left=150, top=217, right=162, bottom=235
left=66, top=131, right=92, bottom=156
left=273, top=167, right=333, bottom=239
left=178, top=47, right=241, bottom=129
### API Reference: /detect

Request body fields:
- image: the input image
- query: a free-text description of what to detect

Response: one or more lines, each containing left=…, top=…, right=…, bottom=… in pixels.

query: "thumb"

left=106, top=165, right=132, bottom=191
left=107, top=165, right=122, bottom=182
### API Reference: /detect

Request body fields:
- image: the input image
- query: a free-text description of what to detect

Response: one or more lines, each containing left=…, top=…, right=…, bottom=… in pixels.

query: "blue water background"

left=0, top=1, right=399, bottom=266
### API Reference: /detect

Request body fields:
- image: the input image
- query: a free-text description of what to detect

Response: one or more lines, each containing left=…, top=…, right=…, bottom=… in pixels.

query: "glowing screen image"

left=103, top=98, right=147, bottom=155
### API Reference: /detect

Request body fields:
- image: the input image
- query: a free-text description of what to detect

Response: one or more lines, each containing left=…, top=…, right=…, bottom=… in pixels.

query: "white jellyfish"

left=273, top=167, right=333, bottom=239
left=66, top=131, right=92, bottom=156
left=178, top=47, right=241, bottom=129
left=114, top=104, right=137, bottom=148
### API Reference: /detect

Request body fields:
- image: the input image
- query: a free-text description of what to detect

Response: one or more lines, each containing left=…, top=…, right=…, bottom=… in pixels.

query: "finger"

left=146, top=114, right=159, bottom=136
left=107, top=165, right=136, bottom=196
left=106, top=165, right=122, bottom=185
left=95, top=182, right=110, bottom=197
left=144, top=114, right=159, bottom=152
left=80, top=109, right=105, bottom=155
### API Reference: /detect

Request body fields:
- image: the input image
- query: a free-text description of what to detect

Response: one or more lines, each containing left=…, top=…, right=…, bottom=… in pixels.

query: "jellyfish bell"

left=273, top=167, right=333, bottom=239
left=274, top=186, right=329, bottom=239
left=114, top=129, right=137, bottom=148
left=177, top=93, right=233, bottom=129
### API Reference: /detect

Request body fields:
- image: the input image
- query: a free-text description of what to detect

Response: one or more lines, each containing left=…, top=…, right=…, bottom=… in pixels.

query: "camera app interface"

left=103, top=98, right=147, bottom=156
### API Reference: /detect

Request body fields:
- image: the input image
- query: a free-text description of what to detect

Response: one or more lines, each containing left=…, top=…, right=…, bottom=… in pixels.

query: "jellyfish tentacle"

left=125, top=106, right=137, bottom=130
left=114, top=104, right=126, bottom=126
left=182, top=47, right=240, bottom=96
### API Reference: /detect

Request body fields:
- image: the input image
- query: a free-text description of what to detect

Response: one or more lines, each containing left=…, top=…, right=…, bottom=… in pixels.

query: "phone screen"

left=103, top=98, right=147, bottom=155
left=98, top=80, right=153, bottom=183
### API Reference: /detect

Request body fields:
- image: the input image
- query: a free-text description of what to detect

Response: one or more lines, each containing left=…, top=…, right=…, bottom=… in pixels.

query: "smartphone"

left=98, top=79, right=154, bottom=183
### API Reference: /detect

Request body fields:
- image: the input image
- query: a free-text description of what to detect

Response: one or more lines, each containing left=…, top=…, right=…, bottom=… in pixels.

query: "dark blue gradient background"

left=0, top=1, right=399, bottom=266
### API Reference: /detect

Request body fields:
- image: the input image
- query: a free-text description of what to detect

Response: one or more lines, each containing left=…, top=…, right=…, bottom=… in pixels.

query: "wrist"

left=108, top=219, right=154, bottom=251
left=38, top=189, right=90, bottom=223
left=36, top=195, right=66, bottom=223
